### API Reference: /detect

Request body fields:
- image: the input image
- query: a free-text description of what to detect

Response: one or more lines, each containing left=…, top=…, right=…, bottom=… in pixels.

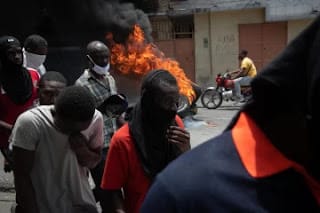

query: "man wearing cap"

left=0, top=36, right=39, bottom=172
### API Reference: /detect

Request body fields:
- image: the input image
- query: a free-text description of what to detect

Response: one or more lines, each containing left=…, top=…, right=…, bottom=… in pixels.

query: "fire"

left=107, top=25, right=195, bottom=102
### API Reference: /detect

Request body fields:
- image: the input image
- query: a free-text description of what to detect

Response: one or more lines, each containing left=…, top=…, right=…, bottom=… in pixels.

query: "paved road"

left=186, top=102, right=240, bottom=148
left=0, top=101, right=241, bottom=212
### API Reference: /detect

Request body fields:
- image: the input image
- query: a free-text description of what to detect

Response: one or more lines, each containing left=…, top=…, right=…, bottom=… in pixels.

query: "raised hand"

left=167, top=126, right=191, bottom=153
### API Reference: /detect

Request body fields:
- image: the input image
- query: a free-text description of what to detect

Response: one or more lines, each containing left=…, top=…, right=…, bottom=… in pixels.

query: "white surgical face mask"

left=87, top=55, right=110, bottom=75
left=92, top=62, right=110, bottom=75
left=23, top=48, right=46, bottom=69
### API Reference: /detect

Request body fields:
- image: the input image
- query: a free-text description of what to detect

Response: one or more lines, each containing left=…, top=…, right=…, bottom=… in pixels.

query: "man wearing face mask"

left=23, top=34, right=48, bottom=76
left=75, top=40, right=117, bottom=213
left=100, top=69, right=190, bottom=213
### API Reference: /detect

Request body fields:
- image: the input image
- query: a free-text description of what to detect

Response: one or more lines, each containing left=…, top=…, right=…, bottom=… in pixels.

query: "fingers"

left=69, top=133, right=87, bottom=150
left=167, top=126, right=190, bottom=141
left=168, top=138, right=191, bottom=152
left=69, top=132, right=86, bottom=141
left=167, top=126, right=191, bottom=152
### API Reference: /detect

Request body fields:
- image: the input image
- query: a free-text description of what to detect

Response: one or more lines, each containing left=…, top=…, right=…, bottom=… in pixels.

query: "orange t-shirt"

left=101, top=115, right=184, bottom=213
left=232, top=112, right=320, bottom=204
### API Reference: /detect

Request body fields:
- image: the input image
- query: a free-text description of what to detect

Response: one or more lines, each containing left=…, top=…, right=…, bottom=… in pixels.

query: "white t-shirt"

left=10, top=105, right=104, bottom=213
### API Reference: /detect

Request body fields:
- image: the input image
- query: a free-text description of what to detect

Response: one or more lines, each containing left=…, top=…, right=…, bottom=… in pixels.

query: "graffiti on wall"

left=213, top=33, right=239, bottom=73
left=214, top=34, right=237, bottom=56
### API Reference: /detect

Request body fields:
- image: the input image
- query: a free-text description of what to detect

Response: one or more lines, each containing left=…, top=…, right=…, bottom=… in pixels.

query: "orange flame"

left=108, top=25, right=195, bottom=102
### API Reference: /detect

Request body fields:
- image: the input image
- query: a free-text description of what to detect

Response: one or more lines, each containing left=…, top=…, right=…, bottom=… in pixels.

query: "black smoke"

left=85, top=0, right=153, bottom=43
left=37, top=0, right=154, bottom=45
left=0, top=0, right=154, bottom=45
left=0, top=0, right=156, bottom=84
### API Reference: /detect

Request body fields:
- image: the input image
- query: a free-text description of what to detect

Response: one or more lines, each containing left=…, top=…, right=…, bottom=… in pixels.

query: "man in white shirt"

left=11, top=86, right=104, bottom=213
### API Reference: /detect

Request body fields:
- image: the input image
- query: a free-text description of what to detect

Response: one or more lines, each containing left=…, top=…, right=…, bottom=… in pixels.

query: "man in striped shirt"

left=75, top=40, right=117, bottom=213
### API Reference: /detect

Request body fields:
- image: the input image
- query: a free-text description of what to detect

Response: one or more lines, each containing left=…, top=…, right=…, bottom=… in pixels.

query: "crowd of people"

left=0, top=34, right=190, bottom=213
left=1, top=14, right=320, bottom=213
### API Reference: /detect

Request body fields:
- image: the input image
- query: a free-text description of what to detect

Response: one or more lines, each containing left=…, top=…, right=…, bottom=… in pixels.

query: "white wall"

left=287, top=19, right=314, bottom=43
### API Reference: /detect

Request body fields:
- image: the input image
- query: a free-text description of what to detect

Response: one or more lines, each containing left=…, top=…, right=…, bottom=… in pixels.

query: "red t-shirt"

left=0, top=69, right=39, bottom=148
left=101, top=115, right=184, bottom=213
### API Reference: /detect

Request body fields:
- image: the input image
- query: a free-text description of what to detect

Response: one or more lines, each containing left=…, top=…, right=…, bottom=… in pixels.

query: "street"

left=0, top=101, right=241, bottom=213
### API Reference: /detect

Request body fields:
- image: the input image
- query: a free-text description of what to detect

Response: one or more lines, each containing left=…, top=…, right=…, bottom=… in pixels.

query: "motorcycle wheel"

left=177, top=95, right=190, bottom=118
left=201, top=88, right=223, bottom=109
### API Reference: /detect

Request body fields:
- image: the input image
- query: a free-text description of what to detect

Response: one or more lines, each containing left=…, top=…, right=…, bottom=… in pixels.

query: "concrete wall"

left=156, top=0, right=317, bottom=88
left=194, top=9, right=264, bottom=87
left=194, top=13, right=212, bottom=86
left=287, top=19, right=314, bottom=43
left=158, top=0, right=169, bottom=12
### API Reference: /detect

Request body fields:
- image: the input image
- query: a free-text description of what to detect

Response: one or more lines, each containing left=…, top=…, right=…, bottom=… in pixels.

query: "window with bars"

left=151, top=15, right=193, bottom=40
left=173, top=20, right=194, bottom=38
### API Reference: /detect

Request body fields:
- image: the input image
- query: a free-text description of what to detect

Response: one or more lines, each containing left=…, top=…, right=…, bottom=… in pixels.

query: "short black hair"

left=86, top=40, right=109, bottom=56
left=39, top=71, right=67, bottom=87
left=55, top=86, right=96, bottom=121
left=240, top=49, right=248, bottom=56
left=24, top=34, right=48, bottom=52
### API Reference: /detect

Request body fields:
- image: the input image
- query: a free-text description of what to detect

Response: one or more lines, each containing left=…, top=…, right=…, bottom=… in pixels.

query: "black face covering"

left=152, top=106, right=176, bottom=126
left=0, top=36, right=32, bottom=104
left=129, top=70, right=182, bottom=180
left=142, top=94, right=177, bottom=128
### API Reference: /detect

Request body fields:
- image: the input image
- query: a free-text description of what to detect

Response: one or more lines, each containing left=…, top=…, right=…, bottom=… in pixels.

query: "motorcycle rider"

left=232, top=50, right=257, bottom=102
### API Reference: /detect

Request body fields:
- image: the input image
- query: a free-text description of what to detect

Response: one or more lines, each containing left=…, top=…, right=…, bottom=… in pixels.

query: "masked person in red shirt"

left=101, top=69, right=191, bottom=213
left=0, top=36, right=39, bottom=172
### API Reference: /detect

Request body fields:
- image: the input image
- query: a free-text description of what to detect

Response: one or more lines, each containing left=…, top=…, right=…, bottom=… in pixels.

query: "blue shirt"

left=141, top=113, right=319, bottom=212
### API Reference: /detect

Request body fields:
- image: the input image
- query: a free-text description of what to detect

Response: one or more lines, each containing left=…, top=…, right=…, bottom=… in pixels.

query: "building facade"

left=149, top=0, right=319, bottom=87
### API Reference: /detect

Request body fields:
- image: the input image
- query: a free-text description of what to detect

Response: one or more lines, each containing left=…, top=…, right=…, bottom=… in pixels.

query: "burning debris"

left=80, top=0, right=195, bottom=102
left=107, top=25, right=196, bottom=102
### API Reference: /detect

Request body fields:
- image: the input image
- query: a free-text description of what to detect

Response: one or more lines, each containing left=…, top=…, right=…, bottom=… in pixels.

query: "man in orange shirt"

left=101, top=69, right=190, bottom=213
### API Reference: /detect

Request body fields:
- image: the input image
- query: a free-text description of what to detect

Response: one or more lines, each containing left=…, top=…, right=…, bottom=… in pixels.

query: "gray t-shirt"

left=10, top=105, right=104, bottom=213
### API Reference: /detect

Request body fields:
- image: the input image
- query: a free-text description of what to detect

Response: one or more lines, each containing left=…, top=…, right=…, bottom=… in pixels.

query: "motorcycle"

left=201, top=72, right=252, bottom=109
